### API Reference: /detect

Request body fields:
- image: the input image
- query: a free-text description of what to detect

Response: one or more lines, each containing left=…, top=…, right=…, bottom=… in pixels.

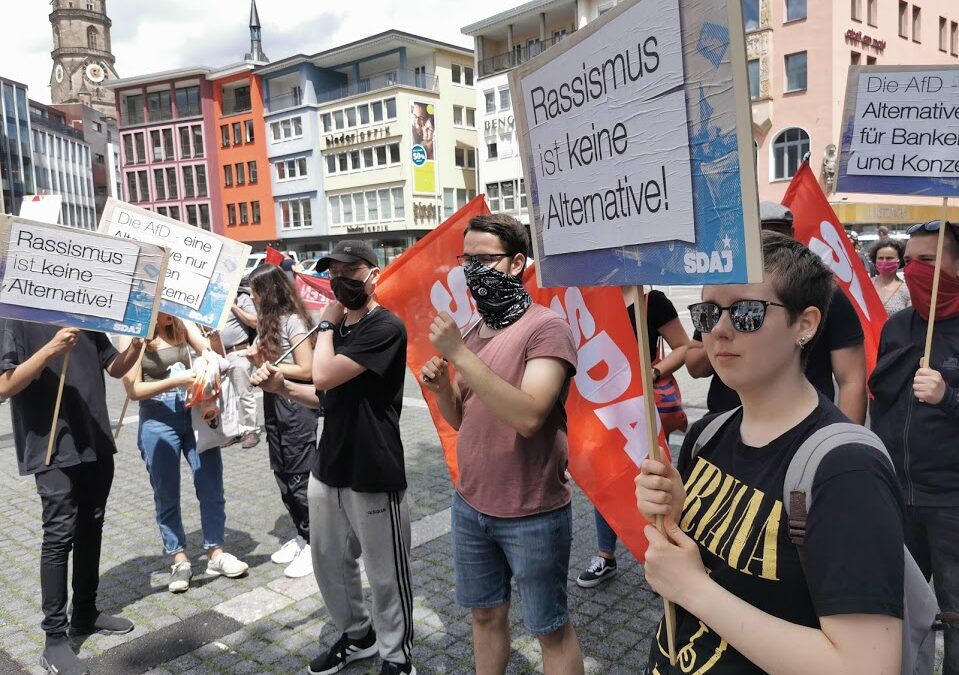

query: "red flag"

left=378, top=197, right=663, bottom=560
left=296, top=274, right=334, bottom=319
left=782, top=163, right=887, bottom=376
left=265, top=246, right=284, bottom=266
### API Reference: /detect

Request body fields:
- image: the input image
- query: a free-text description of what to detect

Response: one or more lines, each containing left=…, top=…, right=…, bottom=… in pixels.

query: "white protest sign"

left=0, top=220, right=138, bottom=320
left=515, top=0, right=695, bottom=256
left=19, top=195, right=63, bottom=225
left=838, top=65, right=959, bottom=196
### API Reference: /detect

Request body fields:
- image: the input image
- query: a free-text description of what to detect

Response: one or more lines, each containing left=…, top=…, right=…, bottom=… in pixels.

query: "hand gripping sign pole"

left=632, top=286, right=678, bottom=663
left=922, top=198, right=951, bottom=365
left=44, top=351, right=71, bottom=466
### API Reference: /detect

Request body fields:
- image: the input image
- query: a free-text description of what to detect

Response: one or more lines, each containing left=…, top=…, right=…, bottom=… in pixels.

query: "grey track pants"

left=308, top=475, right=414, bottom=666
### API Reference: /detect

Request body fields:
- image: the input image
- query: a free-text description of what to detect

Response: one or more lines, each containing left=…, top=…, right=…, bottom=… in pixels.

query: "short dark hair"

left=909, top=221, right=959, bottom=261
left=869, top=238, right=905, bottom=267
left=464, top=213, right=530, bottom=258
left=762, top=231, right=835, bottom=364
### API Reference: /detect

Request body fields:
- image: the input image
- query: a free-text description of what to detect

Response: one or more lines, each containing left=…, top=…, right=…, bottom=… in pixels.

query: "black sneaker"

left=576, top=555, right=617, bottom=588
left=308, top=627, right=378, bottom=675
left=69, top=611, right=134, bottom=636
left=41, top=636, right=89, bottom=675
left=380, top=660, right=417, bottom=675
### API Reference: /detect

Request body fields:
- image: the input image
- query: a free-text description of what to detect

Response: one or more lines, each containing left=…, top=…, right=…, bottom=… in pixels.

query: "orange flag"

left=378, top=197, right=663, bottom=560
left=782, top=163, right=887, bottom=376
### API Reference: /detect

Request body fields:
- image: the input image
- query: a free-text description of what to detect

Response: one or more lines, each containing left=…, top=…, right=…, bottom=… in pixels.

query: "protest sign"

left=837, top=65, right=959, bottom=197
left=377, top=196, right=667, bottom=561
left=0, top=214, right=167, bottom=338
left=19, top=195, right=63, bottom=224
left=99, top=198, right=250, bottom=329
left=510, top=0, right=762, bottom=287
left=784, top=163, right=887, bottom=376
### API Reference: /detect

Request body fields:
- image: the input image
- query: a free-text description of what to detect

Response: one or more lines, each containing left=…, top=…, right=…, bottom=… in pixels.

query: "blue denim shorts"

left=451, top=492, right=572, bottom=636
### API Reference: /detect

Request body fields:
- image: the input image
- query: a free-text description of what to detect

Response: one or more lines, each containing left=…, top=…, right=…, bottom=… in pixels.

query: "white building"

left=462, top=0, right=624, bottom=224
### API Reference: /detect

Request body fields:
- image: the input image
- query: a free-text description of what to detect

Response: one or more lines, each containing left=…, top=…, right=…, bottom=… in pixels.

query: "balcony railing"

left=479, top=36, right=563, bottom=78
left=31, top=112, right=84, bottom=141
left=269, top=90, right=303, bottom=112
left=316, top=69, right=437, bottom=105
left=223, top=101, right=252, bottom=116
left=177, top=104, right=202, bottom=118
left=121, top=110, right=145, bottom=126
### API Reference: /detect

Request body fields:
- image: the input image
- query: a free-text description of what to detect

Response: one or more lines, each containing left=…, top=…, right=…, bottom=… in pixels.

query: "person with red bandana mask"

left=869, top=219, right=959, bottom=675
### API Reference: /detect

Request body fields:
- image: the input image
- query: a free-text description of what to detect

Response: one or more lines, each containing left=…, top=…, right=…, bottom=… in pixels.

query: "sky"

left=1, top=0, right=522, bottom=104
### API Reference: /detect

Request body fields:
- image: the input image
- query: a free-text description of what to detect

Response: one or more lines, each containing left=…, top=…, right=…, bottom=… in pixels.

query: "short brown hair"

left=869, top=238, right=905, bottom=267
left=464, top=213, right=530, bottom=258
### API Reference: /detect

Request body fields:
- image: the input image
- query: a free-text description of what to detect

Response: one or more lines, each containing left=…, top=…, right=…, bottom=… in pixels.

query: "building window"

left=953, top=22, right=959, bottom=56
left=743, top=0, right=759, bottom=31
left=487, top=142, right=498, bottom=159
left=280, top=198, right=312, bottom=229
left=245, top=120, right=255, bottom=144
left=169, top=206, right=180, bottom=221
left=220, top=125, right=230, bottom=148
left=747, top=59, right=760, bottom=99
left=87, top=26, right=99, bottom=50
left=851, top=0, right=861, bottom=21
left=179, top=127, right=192, bottom=159
left=248, top=161, right=257, bottom=184
left=486, top=182, right=500, bottom=211
left=153, top=168, right=166, bottom=200
left=227, top=204, right=237, bottom=226
left=499, top=87, right=511, bottom=111
left=196, top=166, right=207, bottom=197
left=371, top=101, right=384, bottom=122
left=899, top=1, right=908, bottom=38
left=198, top=204, right=210, bottom=229
left=125, top=172, right=138, bottom=202
left=851, top=51, right=862, bottom=65
left=224, top=164, right=233, bottom=187
left=912, top=5, right=921, bottom=41
left=137, top=170, right=150, bottom=202
left=867, top=0, right=877, bottom=26
left=784, top=52, right=807, bottom=92
left=444, top=188, right=455, bottom=219
left=384, top=97, right=397, bottom=119
left=150, top=128, right=174, bottom=162
left=191, top=126, right=204, bottom=158
left=455, top=147, right=476, bottom=169
left=175, top=85, right=201, bottom=117
left=252, top=201, right=261, bottom=223
left=941, top=17, right=949, bottom=51
left=867, top=55, right=877, bottom=65
left=186, top=204, right=198, bottom=226
left=270, top=116, right=303, bottom=141
left=232, top=122, right=242, bottom=145
left=235, top=162, right=245, bottom=186
left=453, top=105, right=463, bottom=126
left=147, top=90, right=172, bottom=122
left=484, top=90, right=496, bottom=114
left=785, top=0, right=806, bottom=21
left=276, top=157, right=308, bottom=181
left=451, top=64, right=474, bottom=86
left=239, top=203, right=249, bottom=225
left=466, top=107, right=476, bottom=128
left=771, top=127, right=810, bottom=180
left=165, top=168, right=177, bottom=199
left=183, top=166, right=195, bottom=198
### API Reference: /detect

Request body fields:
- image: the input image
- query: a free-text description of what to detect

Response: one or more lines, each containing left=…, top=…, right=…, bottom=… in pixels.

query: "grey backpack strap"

left=688, top=408, right=741, bottom=461
left=783, top=423, right=890, bottom=546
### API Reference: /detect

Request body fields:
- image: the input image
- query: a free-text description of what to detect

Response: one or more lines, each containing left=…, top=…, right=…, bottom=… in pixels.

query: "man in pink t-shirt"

left=421, top=213, right=584, bottom=675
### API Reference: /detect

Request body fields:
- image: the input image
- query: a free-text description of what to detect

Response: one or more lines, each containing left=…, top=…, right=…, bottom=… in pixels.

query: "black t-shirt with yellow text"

left=645, top=397, right=904, bottom=674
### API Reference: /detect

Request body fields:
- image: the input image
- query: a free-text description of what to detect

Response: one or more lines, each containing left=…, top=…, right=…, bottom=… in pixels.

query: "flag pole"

left=44, top=351, right=72, bottom=466
left=632, top=285, right=677, bottom=665
left=922, top=198, right=950, bottom=365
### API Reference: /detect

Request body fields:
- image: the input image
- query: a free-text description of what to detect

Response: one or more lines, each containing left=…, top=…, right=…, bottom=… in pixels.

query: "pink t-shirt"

left=454, top=304, right=578, bottom=518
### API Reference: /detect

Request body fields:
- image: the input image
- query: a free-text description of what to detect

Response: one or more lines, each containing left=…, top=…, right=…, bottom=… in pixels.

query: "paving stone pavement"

left=0, top=373, right=665, bottom=674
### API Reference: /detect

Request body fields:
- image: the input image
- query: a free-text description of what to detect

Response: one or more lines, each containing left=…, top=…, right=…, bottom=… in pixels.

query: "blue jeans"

left=138, top=391, right=226, bottom=555
left=451, top=492, right=572, bottom=636
left=594, top=508, right=618, bottom=555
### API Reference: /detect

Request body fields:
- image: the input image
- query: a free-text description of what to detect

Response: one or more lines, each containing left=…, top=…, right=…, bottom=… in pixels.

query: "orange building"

left=209, top=65, right=275, bottom=243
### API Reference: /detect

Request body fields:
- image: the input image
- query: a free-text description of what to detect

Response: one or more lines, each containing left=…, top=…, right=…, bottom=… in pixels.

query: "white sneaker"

left=284, top=544, right=313, bottom=578
left=206, top=551, right=249, bottom=578
left=271, top=536, right=303, bottom=565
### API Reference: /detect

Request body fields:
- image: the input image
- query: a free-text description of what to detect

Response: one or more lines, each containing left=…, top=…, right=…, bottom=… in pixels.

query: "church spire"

left=245, top=0, right=269, bottom=63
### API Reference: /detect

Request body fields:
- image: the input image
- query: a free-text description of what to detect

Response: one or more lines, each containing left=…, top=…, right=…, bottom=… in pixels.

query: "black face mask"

left=464, top=260, right=531, bottom=329
left=331, top=270, right=372, bottom=310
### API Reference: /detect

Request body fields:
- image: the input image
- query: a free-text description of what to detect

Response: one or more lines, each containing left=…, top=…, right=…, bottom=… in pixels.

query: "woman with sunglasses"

left=870, top=237, right=911, bottom=315
left=637, top=231, right=905, bottom=674
left=247, top=264, right=318, bottom=579
left=120, top=313, right=248, bottom=593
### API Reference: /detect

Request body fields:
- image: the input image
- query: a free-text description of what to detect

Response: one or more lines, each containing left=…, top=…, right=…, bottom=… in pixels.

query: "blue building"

left=0, top=76, right=37, bottom=216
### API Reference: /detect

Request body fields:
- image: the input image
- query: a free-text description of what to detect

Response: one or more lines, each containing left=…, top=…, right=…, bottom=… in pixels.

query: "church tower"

left=49, top=0, right=119, bottom=118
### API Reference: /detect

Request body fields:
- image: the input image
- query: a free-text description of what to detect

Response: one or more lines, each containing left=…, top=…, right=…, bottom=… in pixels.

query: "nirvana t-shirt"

left=645, top=397, right=904, bottom=674
left=314, top=307, right=407, bottom=493
left=693, top=288, right=865, bottom=413
left=0, top=320, right=119, bottom=476
left=455, top=304, right=578, bottom=518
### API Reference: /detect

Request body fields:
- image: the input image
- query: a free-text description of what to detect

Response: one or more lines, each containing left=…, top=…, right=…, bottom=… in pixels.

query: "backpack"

left=689, top=410, right=956, bottom=675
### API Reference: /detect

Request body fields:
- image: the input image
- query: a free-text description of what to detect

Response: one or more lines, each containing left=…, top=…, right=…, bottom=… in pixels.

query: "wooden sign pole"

left=923, top=198, right=951, bottom=365
left=44, top=351, right=72, bottom=466
left=632, top=285, right=677, bottom=665
left=114, top=341, right=148, bottom=439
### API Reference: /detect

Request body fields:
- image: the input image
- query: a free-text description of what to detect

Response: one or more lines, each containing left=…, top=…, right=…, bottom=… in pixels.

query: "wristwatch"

left=317, top=320, right=336, bottom=332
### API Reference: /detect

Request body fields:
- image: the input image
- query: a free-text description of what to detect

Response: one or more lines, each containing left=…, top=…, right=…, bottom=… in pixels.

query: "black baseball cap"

left=759, top=201, right=793, bottom=228
left=315, top=240, right=379, bottom=271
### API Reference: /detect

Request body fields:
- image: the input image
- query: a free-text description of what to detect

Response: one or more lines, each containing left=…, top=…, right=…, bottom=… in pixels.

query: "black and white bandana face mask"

left=463, top=260, right=532, bottom=330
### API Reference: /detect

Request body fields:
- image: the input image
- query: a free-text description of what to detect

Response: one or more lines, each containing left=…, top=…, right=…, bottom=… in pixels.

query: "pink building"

left=107, top=67, right=221, bottom=231
left=748, top=0, right=959, bottom=231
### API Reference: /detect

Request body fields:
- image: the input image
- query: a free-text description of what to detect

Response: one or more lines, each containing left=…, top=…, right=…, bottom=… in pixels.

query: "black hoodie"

left=870, top=308, right=959, bottom=506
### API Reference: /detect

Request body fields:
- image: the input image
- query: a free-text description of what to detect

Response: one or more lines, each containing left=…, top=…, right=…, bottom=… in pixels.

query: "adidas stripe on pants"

left=308, top=475, right=414, bottom=666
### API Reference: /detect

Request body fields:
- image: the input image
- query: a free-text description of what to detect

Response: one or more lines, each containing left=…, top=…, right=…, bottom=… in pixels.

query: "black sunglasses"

left=907, top=220, right=959, bottom=243
left=689, top=300, right=787, bottom=334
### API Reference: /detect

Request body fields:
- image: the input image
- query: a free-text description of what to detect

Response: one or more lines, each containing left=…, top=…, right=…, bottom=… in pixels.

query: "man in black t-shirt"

left=0, top=321, right=144, bottom=675
left=251, top=240, right=415, bottom=675
left=685, top=203, right=867, bottom=422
